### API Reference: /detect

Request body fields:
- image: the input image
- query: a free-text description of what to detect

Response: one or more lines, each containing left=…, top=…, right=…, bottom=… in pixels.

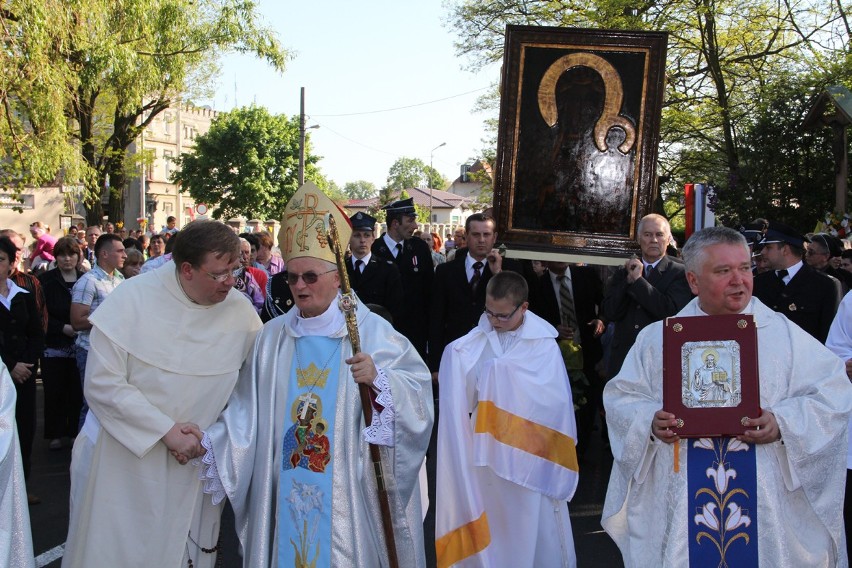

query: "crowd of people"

left=2, top=196, right=852, bottom=568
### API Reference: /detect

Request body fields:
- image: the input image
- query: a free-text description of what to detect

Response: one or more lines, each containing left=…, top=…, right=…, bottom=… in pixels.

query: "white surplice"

left=0, top=365, right=34, bottom=568
left=62, top=262, right=261, bottom=568
left=436, top=311, right=578, bottom=568
left=603, top=297, right=852, bottom=567
left=203, top=298, right=434, bottom=567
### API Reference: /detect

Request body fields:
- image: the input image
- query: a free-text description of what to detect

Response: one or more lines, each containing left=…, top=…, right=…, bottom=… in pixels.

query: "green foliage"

left=445, top=0, right=852, bottom=230
left=173, top=106, right=320, bottom=221
left=343, top=180, right=378, bottom=200
left=1, top=0, right=289, bottom=224
left=467, top=163, right=494, bottom=212
left=384, top=157, right=447, bottom=193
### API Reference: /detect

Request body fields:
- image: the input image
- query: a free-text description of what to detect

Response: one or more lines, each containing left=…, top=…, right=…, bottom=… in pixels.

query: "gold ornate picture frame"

left=493, top=26, right=668, bottom=264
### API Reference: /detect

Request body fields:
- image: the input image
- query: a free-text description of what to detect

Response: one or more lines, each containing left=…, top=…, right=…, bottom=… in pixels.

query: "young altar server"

left=435, top=270, right=579, bottom=567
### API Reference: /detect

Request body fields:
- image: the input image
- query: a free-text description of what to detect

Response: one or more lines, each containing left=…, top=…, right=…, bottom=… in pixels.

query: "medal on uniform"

left=788, top=303, right=797, bottom=311
left=412, top=255, right=418, bottom=272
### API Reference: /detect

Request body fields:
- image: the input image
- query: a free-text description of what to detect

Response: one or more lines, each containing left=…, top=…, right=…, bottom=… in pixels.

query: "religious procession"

left=4, top=2, right=852, bottom=568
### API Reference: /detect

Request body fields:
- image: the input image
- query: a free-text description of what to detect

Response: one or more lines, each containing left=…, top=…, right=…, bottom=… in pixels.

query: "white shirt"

left=778, top=260, right=803, bottom=284
left=351, top=252, right=371, bottom=272
left=0, top=279, right=28, bottom=311
left=465, top=253, right=487, bottom=282
left=548, top=267, right=575, bottom=312
left=382, top=234, right=403, bottom=258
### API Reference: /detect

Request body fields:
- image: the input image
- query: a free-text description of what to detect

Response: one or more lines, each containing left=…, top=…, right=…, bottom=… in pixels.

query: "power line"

left=313, top=122, right=400, bottom=157
left=312, top=86, right=491, bottom=117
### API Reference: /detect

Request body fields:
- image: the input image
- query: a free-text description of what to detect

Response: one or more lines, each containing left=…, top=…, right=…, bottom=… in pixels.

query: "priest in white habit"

left=603, top=226, right=852, bottom=567
left=435, top=271, right=578, bottom=567
left=62, top=220, right=262, bottom=568
left=0, top=364, right=34, bottom=568
left=198, top=182, right=434, bottom=567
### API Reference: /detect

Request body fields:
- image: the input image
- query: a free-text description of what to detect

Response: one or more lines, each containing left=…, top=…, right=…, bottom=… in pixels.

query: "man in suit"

left=530, top=261, right=605, bottom=457
left=806, top=232, right=852, bottom=294
left=753, top=222, right=841, bottom=343
left=602, top=213, right=693, bottom=379
left=347, top=212, right=403, bottom=321
left=426, top=212, right=519, bottom=568
left=371, top=198, right=433, bottom=361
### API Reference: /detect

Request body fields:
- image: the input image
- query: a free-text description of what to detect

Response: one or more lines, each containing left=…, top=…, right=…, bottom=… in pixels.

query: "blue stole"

left=278, top=336, right=341, bottom=568
left=687, top=438, right=758, bottom=567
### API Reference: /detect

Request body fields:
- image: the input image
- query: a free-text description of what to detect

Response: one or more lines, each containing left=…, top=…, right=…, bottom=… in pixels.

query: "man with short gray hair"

left=602, top=214, right=692, bottom=379
left=603, top=226, right=852, bottom=567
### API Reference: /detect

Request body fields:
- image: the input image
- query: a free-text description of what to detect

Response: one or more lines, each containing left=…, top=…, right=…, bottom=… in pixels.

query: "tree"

left=445, top=0, right=852, bottom=228
left=173, top=106, right=323, bottom=221
left=384, top=157, right=447, bottom=193
left=343, top=180, right=378, bottom=200
left=1, top=0, right=288, bottom=225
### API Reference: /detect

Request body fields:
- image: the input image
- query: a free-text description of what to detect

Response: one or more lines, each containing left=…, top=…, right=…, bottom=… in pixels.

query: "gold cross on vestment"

left=284, top=192, right=329, bottom=254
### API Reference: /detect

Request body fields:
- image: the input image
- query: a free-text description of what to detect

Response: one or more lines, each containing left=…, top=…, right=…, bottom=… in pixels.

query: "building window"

left=164, top=150, right=173, bottom=178
left=163, top=202, right=173, bottom=214
left=146, top=149, right=156, bottom=179
left=163, top=113, right=171, bottom=135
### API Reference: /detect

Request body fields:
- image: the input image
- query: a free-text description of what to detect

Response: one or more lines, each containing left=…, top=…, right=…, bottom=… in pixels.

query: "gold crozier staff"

left=326, top=213, right=400, bottom=568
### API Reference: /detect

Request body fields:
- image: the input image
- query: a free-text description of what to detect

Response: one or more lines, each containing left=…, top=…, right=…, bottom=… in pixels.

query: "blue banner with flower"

left=688, top=438, right=758, bottom=567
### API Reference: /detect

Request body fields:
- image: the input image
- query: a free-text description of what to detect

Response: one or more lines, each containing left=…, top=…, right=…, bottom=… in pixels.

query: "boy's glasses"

left=483, top=304, right=521, bottom=322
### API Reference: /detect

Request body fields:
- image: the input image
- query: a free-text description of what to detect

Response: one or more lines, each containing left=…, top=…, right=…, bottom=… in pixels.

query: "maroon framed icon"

left=493, top=26, right=668, bottom=262
left=662, top=314, right=761, bottom=438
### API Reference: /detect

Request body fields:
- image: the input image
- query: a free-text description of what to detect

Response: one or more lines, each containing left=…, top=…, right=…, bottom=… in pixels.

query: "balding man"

left=602, top=214, right=693, bottom=379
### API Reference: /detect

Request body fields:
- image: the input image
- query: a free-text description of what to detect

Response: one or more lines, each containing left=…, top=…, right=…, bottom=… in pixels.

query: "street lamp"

left=298, top=87, right=320, bottom=186
left=429, top=142, right=446, bottom=228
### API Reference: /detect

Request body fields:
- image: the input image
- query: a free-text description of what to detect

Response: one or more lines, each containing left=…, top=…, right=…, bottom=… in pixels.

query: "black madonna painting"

left=493, top=26, right=668, bottom=260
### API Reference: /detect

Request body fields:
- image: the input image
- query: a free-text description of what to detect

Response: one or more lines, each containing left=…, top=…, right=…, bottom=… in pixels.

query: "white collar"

left=353, top=252, right=371, bottom=266
left=783, top=260, right=803, bottom=280
left=466, top=252, right=487, bottom=270
left=291, top=293, right=346, bottom=337
left=548, top=267, right=570, bottom=283
left=383, top=233, right=403, bottom=251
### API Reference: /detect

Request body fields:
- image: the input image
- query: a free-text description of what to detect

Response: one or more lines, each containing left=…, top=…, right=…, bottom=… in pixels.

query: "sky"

left=200, top=1, right=500, bottom=192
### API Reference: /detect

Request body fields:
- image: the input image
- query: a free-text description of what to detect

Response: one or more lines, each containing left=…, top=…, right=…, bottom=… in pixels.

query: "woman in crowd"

left=38, top=237, right=83, bottom=450
left=0, top=236, right=44, bottom=503
left=234, top=237, right=266, bottom=314
left=421, top=231, right=446, bottom=269
left=120, top=249, right=145, bottom=279
left=254, top=230, right=285, bottom=275
left=28, top=221, right=57, bottom=274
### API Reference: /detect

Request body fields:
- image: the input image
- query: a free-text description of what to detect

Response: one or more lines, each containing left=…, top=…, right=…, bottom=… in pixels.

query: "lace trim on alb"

left=363, top=368, right=395, bottom=447
left=195, top=432, right=227, bottom=505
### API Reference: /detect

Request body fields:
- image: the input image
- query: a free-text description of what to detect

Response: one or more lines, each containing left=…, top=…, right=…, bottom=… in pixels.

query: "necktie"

left=559, top=275, right=578, bottom=334
left=644, top=263, right=654, bottom=280
left=471, top=261, right=483, bottom=293
left=394, top=243, right=402, bottom=258
left=776, top=269, right=788, bottom=284
left=352, top=259, right=363, bottom=286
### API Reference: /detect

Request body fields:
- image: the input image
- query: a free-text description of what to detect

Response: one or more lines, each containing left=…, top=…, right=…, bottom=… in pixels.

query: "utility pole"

left=429, top=142, right=446, bottom=227
left=299, top=87, right=306, bottom=187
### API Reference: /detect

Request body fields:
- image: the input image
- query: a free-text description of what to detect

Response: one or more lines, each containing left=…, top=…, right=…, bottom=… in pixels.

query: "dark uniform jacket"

left=602, top=255, right=693, bottom=378
left=428, top=250, right=523, bottom=371
left=372, top=234, right=433, bottom=359
left=346, top=255, right=403, bottom=323
left=261, top=272, right=294, bottom=323
left=38, top=268, right=83, bottom=349
left=529, top=266, right=604, bottom=371
left=0, top=286, right=44, bottom=371
left=753, top=263, right=841, bottom=343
